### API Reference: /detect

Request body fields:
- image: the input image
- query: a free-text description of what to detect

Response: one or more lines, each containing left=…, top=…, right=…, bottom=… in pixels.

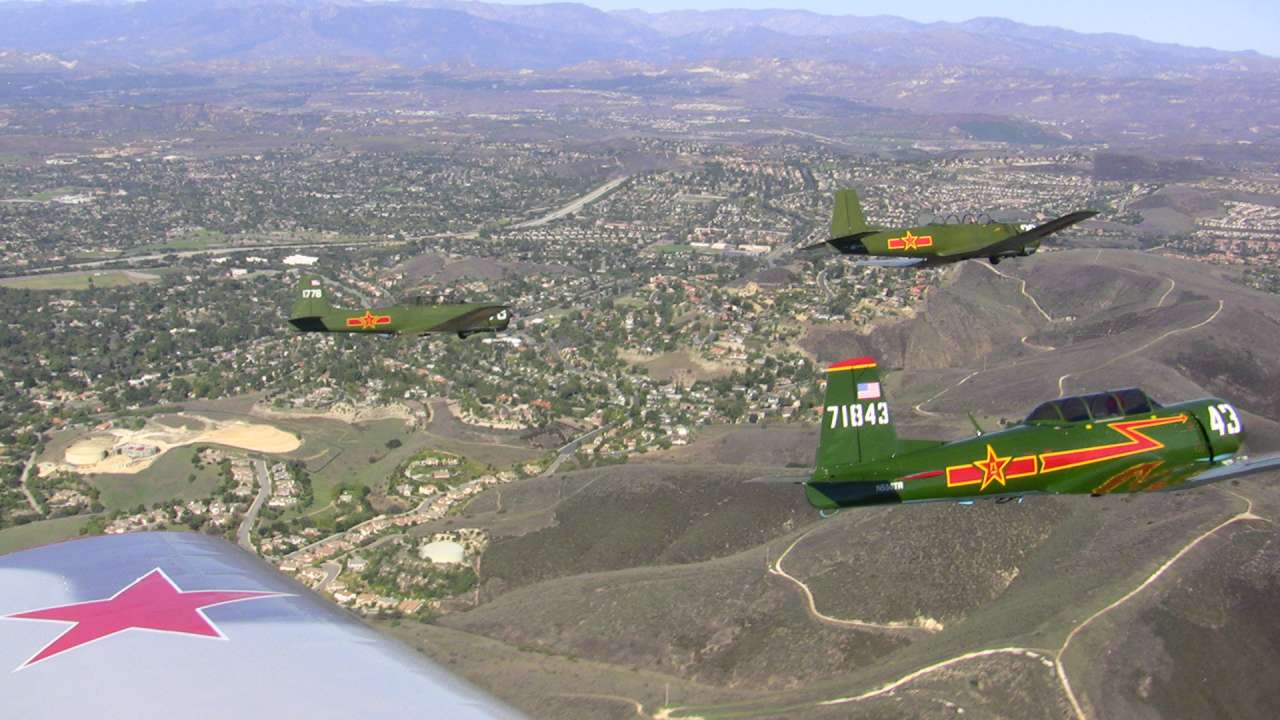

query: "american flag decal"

left=857, top=381, right=881, bottom=400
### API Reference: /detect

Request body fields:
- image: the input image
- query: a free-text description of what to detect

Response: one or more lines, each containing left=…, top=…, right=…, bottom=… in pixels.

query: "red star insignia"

left=974, top=444, right=1012, bottom=492
left=5, top=568, right=290, bottom=669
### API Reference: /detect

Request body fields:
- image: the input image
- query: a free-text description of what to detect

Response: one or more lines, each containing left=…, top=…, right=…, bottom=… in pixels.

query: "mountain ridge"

left=0, top=0, right=1271, bottom=74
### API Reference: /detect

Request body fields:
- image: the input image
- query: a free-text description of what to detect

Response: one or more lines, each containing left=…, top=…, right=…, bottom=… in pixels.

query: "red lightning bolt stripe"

left=1038, top=415, right=1188, bottom=473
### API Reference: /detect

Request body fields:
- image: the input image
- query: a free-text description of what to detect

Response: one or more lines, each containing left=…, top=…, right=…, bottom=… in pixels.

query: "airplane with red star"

left=289, top=275, right=512, bottom=339
left=803, top=189, right=1097, bottom=267
left=762, top=355, right=1280, bottom=509
left=0, top=532, right=523, bottom=718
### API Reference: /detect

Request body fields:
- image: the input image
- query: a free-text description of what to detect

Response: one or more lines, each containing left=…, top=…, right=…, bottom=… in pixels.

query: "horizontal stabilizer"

left=747, top=474, right=811, bottom=484
left=800, top=232, right=877, bottom=255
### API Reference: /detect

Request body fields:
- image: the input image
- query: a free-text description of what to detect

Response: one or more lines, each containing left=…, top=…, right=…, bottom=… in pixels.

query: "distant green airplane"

left=288, top=275, right=510, bottom=339
left=803, top=189, right=1097, bottom=267
left=779, top=356, right=1279, bottom=509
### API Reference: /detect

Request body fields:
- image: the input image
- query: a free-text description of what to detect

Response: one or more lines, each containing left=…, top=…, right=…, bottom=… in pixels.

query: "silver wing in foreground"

left=0, top=532, right=524, bottom=720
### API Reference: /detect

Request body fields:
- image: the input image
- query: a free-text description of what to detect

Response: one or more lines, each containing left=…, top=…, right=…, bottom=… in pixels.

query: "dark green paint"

left=805, top=356, right=1249, bottom=509
left=288, top=275, right=510, bottom=338
left=811, top=188, right=1097, bottom=266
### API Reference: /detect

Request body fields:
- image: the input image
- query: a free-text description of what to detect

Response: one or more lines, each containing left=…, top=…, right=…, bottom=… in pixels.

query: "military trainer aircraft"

left=803, top=189, right=1097, bottom=267
left=785, top=355, right=1280, bottom=510
left=288, top=275, right=510, bottom=339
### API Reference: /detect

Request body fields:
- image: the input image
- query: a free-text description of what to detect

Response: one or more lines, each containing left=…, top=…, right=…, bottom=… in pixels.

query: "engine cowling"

left=1188, top=399, right=1245, bottom=460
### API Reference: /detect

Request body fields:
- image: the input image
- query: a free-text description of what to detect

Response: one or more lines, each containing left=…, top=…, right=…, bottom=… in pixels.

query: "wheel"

left=989, top=256, right=1001, bottom=265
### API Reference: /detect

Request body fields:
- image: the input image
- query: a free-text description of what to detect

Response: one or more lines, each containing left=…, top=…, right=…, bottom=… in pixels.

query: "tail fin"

left=830, top=189, right=868, bottom=239
left=816, top=356, right=896, bottom=473
left=291, top=275, right=333, bottom=319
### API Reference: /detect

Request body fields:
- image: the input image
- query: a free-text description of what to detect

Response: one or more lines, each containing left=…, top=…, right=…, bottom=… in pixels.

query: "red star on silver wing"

left=5, top=568, right=291, bottom=669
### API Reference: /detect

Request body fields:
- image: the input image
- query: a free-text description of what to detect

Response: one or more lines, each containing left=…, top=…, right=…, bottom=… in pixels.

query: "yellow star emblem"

left=974, top=444, right=1012, bottom=492
left=355, top=310, right=377, bottom=330
left=901, top=231, right=920, bottom=251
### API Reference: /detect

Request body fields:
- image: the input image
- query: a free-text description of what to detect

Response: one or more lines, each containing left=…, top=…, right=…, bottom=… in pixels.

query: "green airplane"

left=288, top=275, right=511, bottom=339
left=803, top=189, right=1097, bottom=267
left=788, top=355, right=1279, bottom=510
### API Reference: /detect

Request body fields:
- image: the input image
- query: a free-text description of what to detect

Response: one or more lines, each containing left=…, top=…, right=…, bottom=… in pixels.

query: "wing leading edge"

left=0, top=532, right=525, bottom=720
left=1188, top=453, right=1280, bottom=486
left=943, top=210, right=1097, bottom=258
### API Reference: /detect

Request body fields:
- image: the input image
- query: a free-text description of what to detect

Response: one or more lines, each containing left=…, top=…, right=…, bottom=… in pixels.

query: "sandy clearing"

left=50, top=417, right=301, bottom=476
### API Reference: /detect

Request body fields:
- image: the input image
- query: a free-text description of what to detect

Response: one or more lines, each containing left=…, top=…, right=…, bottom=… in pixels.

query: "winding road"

left=1054, top=492, right=1264, bottom=719
left=1057, top=299, right=1223, bottom=397
left=770, top=527, right=942, bottom=634
left=971, top=260, right=1057, bottom=323
left=662, top=491, right=1270, bottom=720
left=236, top=458, right=271, bottom=551
left=19, top=449, right=41, bottom=515
left=912, top=269, right=1217, bottom=414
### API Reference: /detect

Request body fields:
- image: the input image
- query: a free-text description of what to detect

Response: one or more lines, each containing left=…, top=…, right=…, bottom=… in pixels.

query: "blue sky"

left=519, top=0, right=1280, bottom=56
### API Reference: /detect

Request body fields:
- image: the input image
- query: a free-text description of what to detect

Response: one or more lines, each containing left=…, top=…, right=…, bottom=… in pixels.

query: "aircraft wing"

left=851, top=257, right=927, bottom=268
left=410, top=304, right=509, bottom=336
left=0, top=532, right=524, bottom=720
left=951, top=210, right=1097, bottom=258
left=1187, top=453, right=1280, bottom=485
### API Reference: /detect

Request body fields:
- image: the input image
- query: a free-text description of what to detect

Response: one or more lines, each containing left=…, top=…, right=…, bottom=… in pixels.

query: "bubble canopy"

left=1025, top=388, right=1160, bottom=424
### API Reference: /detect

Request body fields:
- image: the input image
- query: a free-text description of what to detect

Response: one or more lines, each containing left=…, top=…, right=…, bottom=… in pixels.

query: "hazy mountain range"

left=0, top=0, right=1273, bottom=75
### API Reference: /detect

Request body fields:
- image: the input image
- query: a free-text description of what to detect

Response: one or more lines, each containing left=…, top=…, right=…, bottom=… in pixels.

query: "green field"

left=137, top=227, right=228, bottom=252
left=268, top=415, right=538, bottom=515
left=0, top=270, right=159, bottom=291
left=87, top=446, right=225, bottom=511
left=0, top=514, right=95, bottom=555
left=650, top=243, right=719, bottom=255
left=27, top=186, right=86, bottom=202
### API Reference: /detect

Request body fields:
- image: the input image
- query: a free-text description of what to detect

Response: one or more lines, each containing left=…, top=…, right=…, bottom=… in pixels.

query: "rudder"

left=291, top=275, right=333, bottom=320
left=830, top=189, right=868, bottom=239
left=816, top=356, right=897, bottom=474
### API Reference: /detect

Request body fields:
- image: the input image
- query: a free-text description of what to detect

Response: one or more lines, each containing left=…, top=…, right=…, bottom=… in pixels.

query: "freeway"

left=1, top=239, right=403, bottom=281
left=5, top=174, right=637, bottom=283
left=510, top=176, right=629, bottom=229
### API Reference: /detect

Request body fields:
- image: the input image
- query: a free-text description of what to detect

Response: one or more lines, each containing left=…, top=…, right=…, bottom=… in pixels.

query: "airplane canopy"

left=1025, top=388, right=1160, bottom=424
